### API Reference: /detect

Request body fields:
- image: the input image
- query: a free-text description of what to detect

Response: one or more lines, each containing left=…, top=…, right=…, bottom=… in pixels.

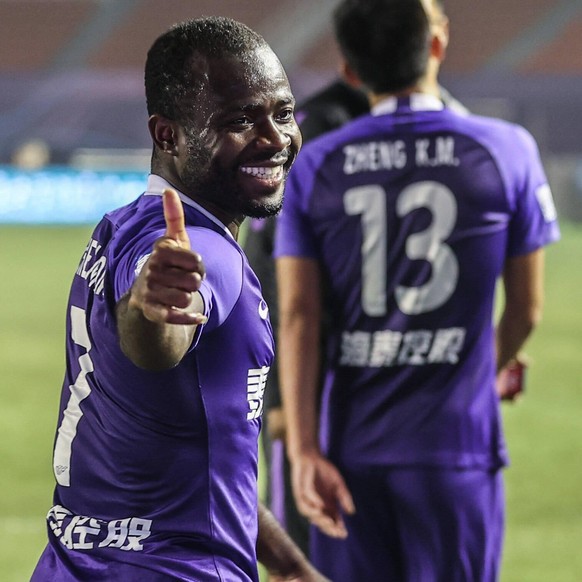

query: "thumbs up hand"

left=129, top=188, right=207, bottom=326
left=162, top=186, right=191, bottom=250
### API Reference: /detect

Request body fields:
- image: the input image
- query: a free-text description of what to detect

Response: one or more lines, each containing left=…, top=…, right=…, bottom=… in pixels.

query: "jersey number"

left=53, top=306, right=94, bottom=487
left=344, top=181, right=459, bottom=316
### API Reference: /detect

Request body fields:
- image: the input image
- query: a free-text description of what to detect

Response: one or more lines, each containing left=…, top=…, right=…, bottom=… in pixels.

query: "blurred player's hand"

left=497, top=355, right=528, bottom=402
left=129, top=188, right=207, bottom=326
left=291, top=451, right=355, bottom=539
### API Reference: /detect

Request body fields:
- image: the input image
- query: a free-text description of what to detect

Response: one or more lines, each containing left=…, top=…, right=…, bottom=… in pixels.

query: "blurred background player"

left=244, top=0, right=469, bottom=560
left=275, top=0, right=560, bottom=580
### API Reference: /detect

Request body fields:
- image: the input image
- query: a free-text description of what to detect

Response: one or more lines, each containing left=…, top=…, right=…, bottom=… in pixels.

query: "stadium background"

left=0, top=1, right=580, bottom=580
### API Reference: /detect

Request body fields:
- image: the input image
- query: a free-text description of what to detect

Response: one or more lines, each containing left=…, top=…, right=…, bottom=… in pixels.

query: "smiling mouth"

left=240, top=165, right=284, bottom=181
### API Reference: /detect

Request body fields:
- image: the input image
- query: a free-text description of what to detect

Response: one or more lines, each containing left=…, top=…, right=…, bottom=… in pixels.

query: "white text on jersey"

left=76, top=237, right=106, bottom=295
left=343, top=137, right=459, bottom=175
left=48, top=505, right=152, bottom=552
left=340, top=327, right=466, bottom=367
left=247, top=366, right=270, bottom=420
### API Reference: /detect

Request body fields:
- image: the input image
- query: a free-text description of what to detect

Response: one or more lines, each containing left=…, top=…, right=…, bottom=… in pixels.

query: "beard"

left=179, top=131, right=284, bottom=219
left=242, top=192, right=283, bottom=218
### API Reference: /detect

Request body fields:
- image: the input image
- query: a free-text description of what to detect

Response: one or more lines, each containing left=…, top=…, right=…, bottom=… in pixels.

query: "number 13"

left=344, top=180, right=459, bottom=316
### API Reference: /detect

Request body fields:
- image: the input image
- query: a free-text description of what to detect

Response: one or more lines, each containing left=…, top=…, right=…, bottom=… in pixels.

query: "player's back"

left=276, top=94, right=559, bottom=470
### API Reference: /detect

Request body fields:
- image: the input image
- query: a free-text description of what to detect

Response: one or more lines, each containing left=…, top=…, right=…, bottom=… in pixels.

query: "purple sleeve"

left=502, top=126, right=561, bottom=256
left=112, top=230, right=162, bottom=303
left=111, top=227, right=242, bottom=337
left=187, top=228, right=243, bottom=333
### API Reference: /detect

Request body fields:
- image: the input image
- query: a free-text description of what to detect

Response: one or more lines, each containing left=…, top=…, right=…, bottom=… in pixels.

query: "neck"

left=227, top=219, right=242, bottom=241
left=367, top=66, right=441, bottom=108
left=149, top=169, right=243, bottom=241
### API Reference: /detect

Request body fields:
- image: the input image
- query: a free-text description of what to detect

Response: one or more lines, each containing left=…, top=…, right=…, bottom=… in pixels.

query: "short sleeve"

left=505, top=126, right=560, bottom=257
left=184, top=227, right=243, bottom=333
left=109, top=225, right=242, bottom=338
left=111, top=230, right=163, bottom=303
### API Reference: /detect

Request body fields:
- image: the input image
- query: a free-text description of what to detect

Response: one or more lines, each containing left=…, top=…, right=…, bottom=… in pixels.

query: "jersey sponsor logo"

left=340, top=327, right=466, bottom=367
left=258, top=299, right=269, bottom=320
left=535, top=184, right=558, bottom=222
left=247, top=366, right=270, bottom=420
left=47, top=505, right=152, bottom=552
left=76, top=237, right=106, bottom=295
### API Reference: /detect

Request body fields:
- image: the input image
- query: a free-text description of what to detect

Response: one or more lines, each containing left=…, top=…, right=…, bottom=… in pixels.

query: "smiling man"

left=29, top=16, right=329, bottom=582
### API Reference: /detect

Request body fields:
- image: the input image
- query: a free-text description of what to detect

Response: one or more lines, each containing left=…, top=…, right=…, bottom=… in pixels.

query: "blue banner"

left=0, top=167, right=148, bottom=224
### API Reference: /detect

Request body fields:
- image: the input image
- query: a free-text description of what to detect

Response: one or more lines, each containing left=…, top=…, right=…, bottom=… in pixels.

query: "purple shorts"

left=311, top=466, right=505, bottom=582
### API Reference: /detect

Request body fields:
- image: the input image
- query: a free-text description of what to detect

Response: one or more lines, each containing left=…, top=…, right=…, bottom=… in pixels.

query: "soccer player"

left=31, top=16, right=329, bottom=582
left=246, top=0, right=468, bottom=560
left=274, top=0, right=560, bottom=580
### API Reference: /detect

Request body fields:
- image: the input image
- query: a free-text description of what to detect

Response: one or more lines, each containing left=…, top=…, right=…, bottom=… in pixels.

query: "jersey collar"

left=371, top=93, right=444, bottom=117
left=144, top=174, right=234, bottom=239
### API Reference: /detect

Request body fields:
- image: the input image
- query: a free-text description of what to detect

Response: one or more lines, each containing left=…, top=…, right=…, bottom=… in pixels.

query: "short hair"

left=145, top=16, right=267, bottom=121
left=333, top=0, right=431, bottom=94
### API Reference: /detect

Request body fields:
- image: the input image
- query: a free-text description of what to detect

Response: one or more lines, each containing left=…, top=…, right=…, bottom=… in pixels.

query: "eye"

left=276, top=108, right=295, bottom=123
left=230, top=115, right=253, bottom=128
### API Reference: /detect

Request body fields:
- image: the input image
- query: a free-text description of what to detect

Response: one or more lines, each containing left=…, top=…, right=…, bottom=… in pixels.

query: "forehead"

left=202, top=47, right=293, bottom=106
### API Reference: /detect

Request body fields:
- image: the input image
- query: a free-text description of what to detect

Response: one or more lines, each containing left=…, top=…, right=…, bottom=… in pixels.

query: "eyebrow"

left=237, top=97, right=296, bottom=112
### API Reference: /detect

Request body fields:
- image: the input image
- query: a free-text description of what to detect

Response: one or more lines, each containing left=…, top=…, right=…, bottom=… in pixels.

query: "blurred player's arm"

left=276, top=256, right=355, bottom=539
left=277, top=256, right=321, bottom=459
left=257, top=502, right=330, bottom=581
left=116, top=189, right=207, bottom=370
left=495, top=248, right=545, bottom=398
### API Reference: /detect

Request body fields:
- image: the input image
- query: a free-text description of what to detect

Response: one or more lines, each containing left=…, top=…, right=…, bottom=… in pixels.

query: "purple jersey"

left=275, top=94, right=559, bottom=471
left=34, top=175, right=273, bottom=581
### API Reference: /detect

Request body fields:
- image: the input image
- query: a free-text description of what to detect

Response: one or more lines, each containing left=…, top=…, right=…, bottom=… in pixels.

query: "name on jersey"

left=340, top=327, right=466, bottom=367
left=76, top=237, right=106, bottom=295
left=343, top=137, right=460, bottom=175
left=48, top=504, right=152, bottom=552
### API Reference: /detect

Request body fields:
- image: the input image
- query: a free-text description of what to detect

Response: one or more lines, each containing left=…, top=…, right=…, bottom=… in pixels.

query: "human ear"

left=148, top=115, right=179, bottom=155
left=339, top=59, right=363, bottom=90
left=431, top=15, right=449, bottom=61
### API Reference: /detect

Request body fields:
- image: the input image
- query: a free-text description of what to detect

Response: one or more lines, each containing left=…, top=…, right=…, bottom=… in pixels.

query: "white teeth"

left=240, top=166, right=283, bottom=178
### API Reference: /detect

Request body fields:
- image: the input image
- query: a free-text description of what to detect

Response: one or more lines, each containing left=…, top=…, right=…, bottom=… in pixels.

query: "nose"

left=255, top=118, right=292, bottom=150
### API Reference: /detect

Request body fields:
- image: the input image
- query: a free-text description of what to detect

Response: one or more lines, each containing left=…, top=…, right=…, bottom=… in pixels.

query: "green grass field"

left=1, top=223, right=580, bottom=581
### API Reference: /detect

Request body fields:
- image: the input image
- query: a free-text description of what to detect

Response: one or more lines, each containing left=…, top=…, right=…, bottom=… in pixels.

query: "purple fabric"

left=32, top=176, right=274, bottom=581
left=275, top=97, right=560, bottom=471
left=269, top=439, right=287, bottom=529
left=310, top=467, right=505, bottom=581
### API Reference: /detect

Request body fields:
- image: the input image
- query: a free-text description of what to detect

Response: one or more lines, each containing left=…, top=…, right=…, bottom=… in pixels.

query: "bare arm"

left=276, top=256, right=354, bottom=538
left=257, top=502, right=329, bottom=581
left=276, top=257, right=322, bottom=459
left=496, top=248, right=545, bottom=372
left=116, top=189, right=208, bottom=370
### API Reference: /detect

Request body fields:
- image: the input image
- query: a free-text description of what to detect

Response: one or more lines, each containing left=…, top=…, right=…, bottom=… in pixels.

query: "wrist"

left=286, top=442, right=320, bottom=463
